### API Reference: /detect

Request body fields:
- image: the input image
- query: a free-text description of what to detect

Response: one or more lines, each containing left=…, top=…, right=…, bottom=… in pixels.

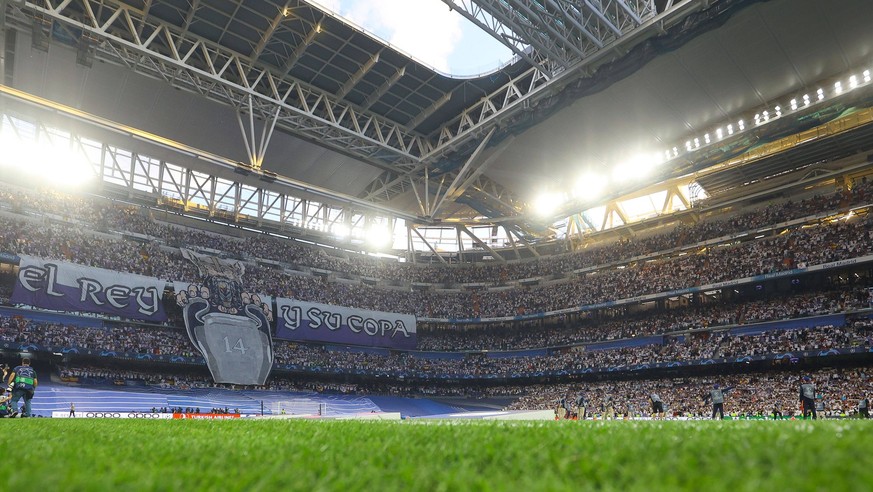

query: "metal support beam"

left=0, top=84, right=423, bottom=222
left=440, top=0, right=556, bottom=78
left=0, top=0, right=6, bottom=84
left=459, top=225, right=505, bottom=262
left=447, top=135, right=514, bottom=205
left=500, top=0, right=587, bottom=61
left=427, top=0, right=694, bottom=166
left=361, top=65, right=405, bottom=111
left=181, top=0, right=200, bottom=36
left=280, top=18, right=321, bottom=76
left=412, top=227, right=449, bottom=265
left=406, top=92, right=452, bottom=131
left=466, top=0, right=573, bottom=69
left=509, top=228, right=540, bottom=257
left=6, top=2, right=429, bottom=174
left=430, top=127, right=495, bottom=217
left=336, top=51, right=379, bottom=100
left=503, top=225, right=522, bottom=259
left=250, top=2, right=290, bottom=63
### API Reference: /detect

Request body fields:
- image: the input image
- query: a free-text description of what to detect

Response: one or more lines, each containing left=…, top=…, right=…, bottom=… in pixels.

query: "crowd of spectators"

left=4, top=307, right=870, bottom=379
left=0, top=316, right=198, bottom=357
left=55, top=364, right=873, bottom=417
left=417, top=288, right=868, bottom=351
left=2, top=202, right=873, bottom=319
left=505, top=368, right=872, bottom=419
left=59, top=365, right=361, bottom=395
left=2, top=179, right=873, bottom=287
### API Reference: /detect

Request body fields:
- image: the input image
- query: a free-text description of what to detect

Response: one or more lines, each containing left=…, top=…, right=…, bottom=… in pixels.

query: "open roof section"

left=306, top=0, right=517, bottom=77
left=121, top=0, right=530, bottom=136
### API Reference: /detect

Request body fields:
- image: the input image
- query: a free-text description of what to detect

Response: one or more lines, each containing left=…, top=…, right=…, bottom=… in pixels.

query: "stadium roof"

left=2, top=0, right=873, bottom=235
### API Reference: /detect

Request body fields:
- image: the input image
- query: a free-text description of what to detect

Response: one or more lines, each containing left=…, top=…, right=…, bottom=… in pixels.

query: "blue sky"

left=308, top=0, right=514, bottom=76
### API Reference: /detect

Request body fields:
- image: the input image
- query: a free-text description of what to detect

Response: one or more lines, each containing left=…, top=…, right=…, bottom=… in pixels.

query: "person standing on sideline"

left=575, top=393, right=587, bottom=420
left=859, top=395, right=869, bottom=419
left=704, top=383, right=732, bottom=420
left=69, top=402, right=76, bottom=418
left=7, top=357, right=37, bottom=417
left=649, top=393, right=665, bottom=420
left=800, top=376, right=817, bottom=420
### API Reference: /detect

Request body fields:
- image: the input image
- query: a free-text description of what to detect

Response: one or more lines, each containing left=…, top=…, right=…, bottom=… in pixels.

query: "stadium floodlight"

left=762, top=110, right=769, bottom=121
left=774, top=106, right=781, bottom=117
left=575, top=171, right=609, bottom=197
left=835, top=81, right=843, bottom=94
left=366, top=225, right=391, bottom=248
left=331, top=224, right=350, bottom=239
left=727, top=124, right=734, bottom=135
left=716, top=128, right=723, bottom=140
left=693, top=138, right=700, bottom=148
left=790, top=99, right=797, bottom=110
left=612, top=153, right=662, bottom=184
left=738, top=119, right=745, bottom=130
left=754, top=113, right=761, bottom=125
left=672, top=147, right=679, bottom=157
left=803, top=94, right=811, bottom=106
left=533, top=191, right=566, bottom=217
left=817, top=88, right=825, bottom=100
left=704, top=134, right=711, bottom=144
left=865, top=70, right=871, bottom=83
left=849, top=75, right=858, bottom=88
left=685, top=141, right=692, bottom=151
left=2, top=138, right=93, bottom=187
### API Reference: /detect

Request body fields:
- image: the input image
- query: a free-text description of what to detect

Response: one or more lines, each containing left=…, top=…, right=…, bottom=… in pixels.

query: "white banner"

left=12, top=255, right=168, bottom=321
left=275, top=298, right=417, bottom=349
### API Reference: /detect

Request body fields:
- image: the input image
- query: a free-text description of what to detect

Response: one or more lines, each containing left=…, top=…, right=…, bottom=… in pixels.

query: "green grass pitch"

left=3, top=419, right=871, bottom=491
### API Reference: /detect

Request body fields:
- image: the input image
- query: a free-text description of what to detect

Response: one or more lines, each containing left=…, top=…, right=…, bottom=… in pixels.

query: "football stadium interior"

left=1, top=0, right=873, bottom=429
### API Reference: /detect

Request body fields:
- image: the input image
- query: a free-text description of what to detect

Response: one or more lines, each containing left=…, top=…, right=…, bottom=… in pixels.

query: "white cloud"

left=331, top=0, right=464, bottom=73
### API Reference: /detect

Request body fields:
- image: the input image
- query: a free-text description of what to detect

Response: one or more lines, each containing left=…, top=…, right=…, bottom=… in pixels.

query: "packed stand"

left=4, top=314, right=870, bottom=379
left=2, top=179, right=873, bottom=287
left=505, top=368, right=873, bottom=419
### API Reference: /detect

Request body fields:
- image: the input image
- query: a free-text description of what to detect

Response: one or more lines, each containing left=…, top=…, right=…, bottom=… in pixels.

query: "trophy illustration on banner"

left=176, top=249, right=274, bottom=385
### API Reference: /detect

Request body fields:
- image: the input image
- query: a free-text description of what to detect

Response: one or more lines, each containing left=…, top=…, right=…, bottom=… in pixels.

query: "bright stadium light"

left=790, top=99, right=797, bottom=110
left=834, top=81, right=843, bottom=94
left=612, top=153, right=661, bottom=183
left=575, top=172, right=610, bottom=198
left=849, top=75, right=858, bottom=89
left=865, top=70, right=871, bottom=83
left=41, top=145, right=94, bottom=187
left=817, top=88, right=825, bottom=100
left=0, top=137, right=93, bottom=187
left=331, top=224, right=350, bottom=239
left=533, top=190, right=566, bottom=217
left=366, top=225, right=391, bottom=248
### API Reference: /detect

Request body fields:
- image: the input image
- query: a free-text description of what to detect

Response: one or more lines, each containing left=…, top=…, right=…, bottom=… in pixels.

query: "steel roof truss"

left=13, top=0, right=428, bottom=171
left=440, top=0, right=555, bottom=77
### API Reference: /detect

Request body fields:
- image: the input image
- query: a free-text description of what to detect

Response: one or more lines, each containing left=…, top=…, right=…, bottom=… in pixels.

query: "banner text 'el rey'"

left=11, top=256, right=167, bottom=322
left=275, top=298, right=416, bottom=349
